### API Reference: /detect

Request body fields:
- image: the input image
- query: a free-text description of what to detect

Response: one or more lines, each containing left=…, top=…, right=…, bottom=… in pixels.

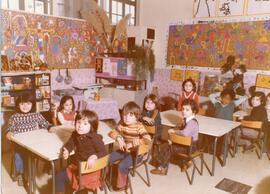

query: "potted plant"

left=131, top=45, right=155, bottom=81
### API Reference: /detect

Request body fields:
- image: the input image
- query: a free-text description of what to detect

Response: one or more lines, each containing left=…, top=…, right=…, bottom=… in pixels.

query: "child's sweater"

left=109, top=122, right=151, bottom=151
left=209, top=92, right=247, bottom=120
left=57, top=111, right=76, bottom=125
left=7, top=112, right=50, bottom=134
left=175, top=116, right=199, bottom=141
left=178, top=91, right=199, bottom=111
left=244, top=105, right=268, bottom=122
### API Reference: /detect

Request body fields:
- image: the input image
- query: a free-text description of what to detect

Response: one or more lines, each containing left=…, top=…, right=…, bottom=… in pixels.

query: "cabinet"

left=96, top=74, right=147, bottom=108
left=1, top=71, right=51, bottom=113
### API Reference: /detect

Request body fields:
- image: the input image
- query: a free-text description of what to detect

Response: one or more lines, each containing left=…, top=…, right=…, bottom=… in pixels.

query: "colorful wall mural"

left=1, top=9, right=127, bottom=70
left=167, top=20, right=270, bottom=70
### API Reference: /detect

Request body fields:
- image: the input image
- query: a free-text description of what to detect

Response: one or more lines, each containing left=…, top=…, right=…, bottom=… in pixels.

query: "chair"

left=240, top=120, right=265, bottom=159
left=127, top=142, right=153, bottom=194
left=75, top=155, right=109, bottom=194
left=169, top=133, right=204, bottom=185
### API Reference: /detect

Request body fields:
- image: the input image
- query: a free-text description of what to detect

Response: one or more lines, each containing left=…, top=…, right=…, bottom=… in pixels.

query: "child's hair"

left=143, top=94, right=160, bottom=111
left=182, top=78, right=196, bottom=92
left=58, top=95, right=75, bottom=112
left=251, top=91, right=266, bottom=106
left=75, top=110, right=99, bottom=133
left=220, top=88, right=235, bottom=100
left=248, top=86, right=256, bottom=96
left=121, top=101, right=141, bottom=121
left=15, top=93, right=34, bottom=112
left=182, top=99, right=199, bottom=114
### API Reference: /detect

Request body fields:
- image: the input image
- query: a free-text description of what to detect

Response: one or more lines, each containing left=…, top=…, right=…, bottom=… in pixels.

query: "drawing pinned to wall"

left=193, top=0, right=217, bottom=18
left=1, top=9, right=126, bottom=71
left=246, top=0, right=270, bottom=15
left=217, top=0, right=245, bottom=17
left=167, top=20, right=270, bottom=70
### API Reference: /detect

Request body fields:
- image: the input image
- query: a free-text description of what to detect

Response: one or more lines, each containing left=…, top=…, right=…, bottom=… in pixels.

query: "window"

left=1, top=0, right=52, bottom=14
left=99, top=0, right=137, bottom=25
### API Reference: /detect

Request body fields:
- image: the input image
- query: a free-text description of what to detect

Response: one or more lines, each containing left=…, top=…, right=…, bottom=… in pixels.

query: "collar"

left=183, top=91, right=194, bottom=99
left=185, top=115, right=195, bottom=123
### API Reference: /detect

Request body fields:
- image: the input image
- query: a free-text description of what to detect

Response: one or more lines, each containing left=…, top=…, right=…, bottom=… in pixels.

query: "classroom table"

left=160, top=110, right=241, bottom=176
left=233, top=109, right=270, bottom=121
left=11, top=121, right=115, bottom=194
left=199, top=96, right=210, bottom=104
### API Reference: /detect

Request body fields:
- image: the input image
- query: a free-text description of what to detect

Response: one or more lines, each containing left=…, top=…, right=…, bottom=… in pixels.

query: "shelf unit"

left=1, top=71, right=51, bottom=113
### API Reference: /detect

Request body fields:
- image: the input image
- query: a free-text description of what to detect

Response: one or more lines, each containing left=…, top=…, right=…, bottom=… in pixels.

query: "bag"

left=106, top=162, right=119, bottom=191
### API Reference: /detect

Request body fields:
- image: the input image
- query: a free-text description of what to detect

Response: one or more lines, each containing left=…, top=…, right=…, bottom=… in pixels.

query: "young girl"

left=6, top=93, right=50, bottom=186
left=177, top=78, right=199, bottom=111
left=57, top=95, right=76, bottom=126
left=240, top=92, right=268, bottom=151
left=108, top=101, right=151, bottom=190
left=141, top=94, right=162, bottom=139
left=55, top=110, right=107, bottom=194
left=151, top=99, right=199, bottom=175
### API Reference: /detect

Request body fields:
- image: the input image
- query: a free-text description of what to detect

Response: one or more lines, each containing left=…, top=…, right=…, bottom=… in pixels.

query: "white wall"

left=139, top=0, right=193, bottom=68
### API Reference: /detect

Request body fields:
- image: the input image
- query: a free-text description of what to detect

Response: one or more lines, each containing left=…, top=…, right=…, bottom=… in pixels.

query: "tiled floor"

left=2, top=148, right=270, bottom=194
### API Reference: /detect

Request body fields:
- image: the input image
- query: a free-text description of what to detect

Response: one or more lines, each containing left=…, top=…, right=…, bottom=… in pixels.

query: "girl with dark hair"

left=57, top=95, right=76, bottom=126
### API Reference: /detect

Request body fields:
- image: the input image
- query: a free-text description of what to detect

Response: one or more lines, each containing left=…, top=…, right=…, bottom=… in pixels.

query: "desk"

left=160, top=110, right=241, bottom=176
left=199, top=96, right=210, bottom=104
left=12, top=121, right=114, bottom=194
left=81, top=98, right=120, bottom=122
left=233, top=109, right=270, bottom=121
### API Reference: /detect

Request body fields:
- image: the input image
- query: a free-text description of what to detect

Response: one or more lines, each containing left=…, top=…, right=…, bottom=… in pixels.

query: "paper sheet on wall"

left=256, top=74, right=270, bottom=89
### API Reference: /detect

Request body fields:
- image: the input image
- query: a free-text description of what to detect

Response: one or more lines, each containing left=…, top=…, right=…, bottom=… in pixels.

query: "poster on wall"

left=0, top=9, right=103, bottom=70
left=217, top=0, right=245, bottom=17
left=193, top=0, right=217, bottom=18
left=246, top=0, right=270, bottom=15
left=166, top=20, right=270, bottom=70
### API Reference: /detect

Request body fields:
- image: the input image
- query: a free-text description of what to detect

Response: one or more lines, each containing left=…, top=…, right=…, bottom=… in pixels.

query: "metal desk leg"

left=32, top=157, right=36, bottom=194
left=222, top=134, right=229, bottom=166
left=233, top=127, right=239, bottom=157
left=211, top=137, right=218, bottom=176
left=28, top=153, right=32, bottom=194
left=51, top=161, right=56, bottom=194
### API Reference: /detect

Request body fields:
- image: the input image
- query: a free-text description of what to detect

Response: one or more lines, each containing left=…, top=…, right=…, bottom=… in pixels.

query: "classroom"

left=1, top=0, right=270, bottom=194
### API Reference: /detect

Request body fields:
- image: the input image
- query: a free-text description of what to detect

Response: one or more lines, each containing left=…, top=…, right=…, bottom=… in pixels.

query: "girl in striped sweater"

left=108, top=101, right=151, bottom=190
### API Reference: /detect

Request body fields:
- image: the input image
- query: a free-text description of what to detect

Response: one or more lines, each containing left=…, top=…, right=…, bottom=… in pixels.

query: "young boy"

left=209, top=88, right=247, bottom=120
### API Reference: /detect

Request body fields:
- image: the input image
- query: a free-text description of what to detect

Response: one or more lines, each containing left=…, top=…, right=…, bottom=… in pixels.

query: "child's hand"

left=132, top=138, right=140, bottom=147
left=62, top=147, right=69, bottom=160
left=48, top=126, right=56, bottom=133
left=143, top=117, right=154, bottom=125
left=6, top=132, right=14, bottom=140
left=168, top=129, right=175, bottom=134
left=117, top=136, right=126, bottom=151
left=125, top=143, right=133, bottom=152
left=87, top=155, right=98, bottom=169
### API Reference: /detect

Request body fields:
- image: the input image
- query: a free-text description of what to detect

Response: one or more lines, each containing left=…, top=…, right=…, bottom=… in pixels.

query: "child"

left=151, top=99, right=199, bottom=175
left=108, top=101, right=151, bottom=190
left=141, top=94, right=162, bottom=139
left=266, top=92, right=270, bottom=120
left=55, top=110, right=107, bottom=194
left=209, top=88, right=247, bottom=120
left=240, top=92, right=268, bottom=151
left=6, top=93, right=51, bottom=186
left=57, top=95, right=76, bottom=126
left=177, top=78, right=199, bottom=111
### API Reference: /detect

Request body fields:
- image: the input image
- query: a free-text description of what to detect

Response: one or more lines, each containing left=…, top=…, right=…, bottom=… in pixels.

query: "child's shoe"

left=17, top=174, right=24, bottom=186
left=150, top=167, right=167, bottom=175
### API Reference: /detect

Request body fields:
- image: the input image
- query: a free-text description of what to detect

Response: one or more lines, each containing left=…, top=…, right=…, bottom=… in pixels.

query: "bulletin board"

left=167, top=20, right=270, bottom=70
left=0, top=9, right=127, bottom=70
left=256, top=74, right=270, bottom=89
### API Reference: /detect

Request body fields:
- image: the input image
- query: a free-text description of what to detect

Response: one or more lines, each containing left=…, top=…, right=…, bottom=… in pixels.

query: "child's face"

left=19, top=102, right=32, bottom=113
left=182, top=105, right=194, bottom=118
left=123, top=112, right=137, bottom=125
left=75, top=118, right=91, bottom=135
left=221, top=94, right=232, bottom=105
left=63, top=99, right=73, bottom=112
left=251, top=96, right=261, bottom=107
left=145, top=99, right=156, bottom=111
left=184, top=82, right=194, bottom=93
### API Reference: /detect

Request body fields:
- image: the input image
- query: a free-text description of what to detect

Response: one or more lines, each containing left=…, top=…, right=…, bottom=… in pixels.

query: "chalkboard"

left=167, top=20, right=270, bottom=70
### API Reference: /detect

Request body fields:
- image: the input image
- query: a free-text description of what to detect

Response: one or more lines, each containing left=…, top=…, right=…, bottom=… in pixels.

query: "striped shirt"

left=109, top=122, right=151, bottom=151
left=7, top=112, right=50, bottom=134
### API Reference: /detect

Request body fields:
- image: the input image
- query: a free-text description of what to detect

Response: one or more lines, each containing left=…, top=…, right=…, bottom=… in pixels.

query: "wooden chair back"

left=144, top=125, right=156, bottom=135
left=79, top=155, right=109, bottom=174
left=241, top=120, right=263, bottom=129
left=198, top=107, right=206, bottom=116
left=169, top=133, right=192, bottom=146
